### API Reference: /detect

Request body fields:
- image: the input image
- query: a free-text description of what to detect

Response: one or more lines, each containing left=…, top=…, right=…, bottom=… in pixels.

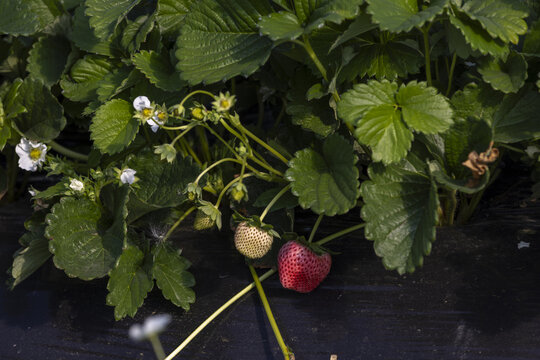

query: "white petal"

left=18, top=155, right=37, bottom=172
left=133, top=96, right=151, bottom=111
left=120, top=168, right=137, bottom=184
left=150, top=124, right=159, bottom=132
left=518, top=241, right=530, bottom=249
left=129, top=324, right=145, bottom=341
left=69, top=179, right=84, bottom=191
left=143, top=314, right=172, bottom=336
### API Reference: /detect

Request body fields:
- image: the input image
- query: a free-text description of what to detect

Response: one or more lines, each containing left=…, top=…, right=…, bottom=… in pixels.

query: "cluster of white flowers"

left=129, top=314, right=172, bottom=341
left=133, top=96, right=166, bottom=132
left=16, top=138, right=47, bottom=172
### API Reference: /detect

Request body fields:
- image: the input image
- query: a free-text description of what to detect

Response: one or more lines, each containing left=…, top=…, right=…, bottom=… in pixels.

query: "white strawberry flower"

left=129, top=314, right=172, bottom=341
left=120, top=168, right=137, bottom=185
left=147, top=110, right=166, bottom=132
left=133, top=96, right=151, bottom=111
left=212, top=92, right=235, bottom=112
left=15, top=138, right=47, bottom=172
left=69, top=179, right=84, bottom=192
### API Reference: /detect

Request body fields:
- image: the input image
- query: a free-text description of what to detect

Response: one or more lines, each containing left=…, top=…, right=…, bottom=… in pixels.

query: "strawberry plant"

left=2, top=0, right=540, bottom=358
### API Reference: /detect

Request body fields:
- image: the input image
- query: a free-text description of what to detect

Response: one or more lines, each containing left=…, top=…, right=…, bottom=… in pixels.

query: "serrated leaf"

left=13, top=78, right=66, bottom=142
left=96, top=66, right=133, bottom=102
left=152, top=243, right=195, bottom=310
left=176, top=0, right=273, bottom=85
left=86, top=0, right=142, bottom=40
left=397, top=81, right=454, bottom=134
left=339, top=40, right=422, bottom=80
left=367, top=0, right=448, bottom=33
left=329, top=14, right=378, bottom=52
left=61, top=55, right=116, bottom=102
left=106, top=245, right=153, bottom=320
left=478, top=52, right=528, bottom=94
left=121, top=14, right=155, bottom=53
left=461, top=0, right=528, bottom=45
left=90, top=99, right=139, bottom=154
left=448, top=12, right=508, bottom=58
left=258, top=12, right=304, bottom=41
left=428, top=159, right=489, bottom=194
left=27, top=36, right=71, bottom=87
left=285, top=134, right=360, bottom=216
left=304, top=0, right=364, bottom=33
left=11, top=232, right=51, bottom=288
left=46, top=197, right=123, bottom=280
left=450, top=82, right=502, bottom=125
left=361, top=160, right=439, bottom=274
left=493, top=87, right=540, bottom=143
left=338, top=80, right=453, bottom=164
left=157, top=0, right=194, bottom=37
left=0, top=0, right=56, bottom=35
left=70, top=5, right=120, bottom=57
left=444, top=117, right=492, bottom=178
left=127, top=150, right=199, bottom=208
left=133, top=50, right=185, bottom=91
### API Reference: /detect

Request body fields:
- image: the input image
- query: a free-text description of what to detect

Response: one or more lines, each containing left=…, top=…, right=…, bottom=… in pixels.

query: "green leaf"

left=46, top=197, right=123, bottom=280
left=338, top=80, right=453, bottom=164
left=121, top=14, right=155, bottom=53
left=361, top=159, right=439, bottom=274
left=258, top=12, right=304, bottom=41
left=133, top=50, right=185, bottom=91
left=329, top=14, right=379, bottom=52
left=128, top=150, right=199, bottom=208
left=90, top=99, right=139, bottom=154
left=493, top=87, right=540, bottom=143
left=157, top=0, right=194, bottom=37
left=303, top=0, right=364, bottom=33
left=460, top=0, right=528, bottom=45
left=478, top=52, right=528, bottom=93
left=448, top=12, right=508, bottom=58
left=397, top=81, right=454, bottom=134
left=32, top=181, right=68, bottom=199
left=0, top=0, right=56, bottom=35
left=444, top=116, right=492, bottom=178
left=176, top=0, right=273, bottom=85
left=70, top=5, right=120, bottom=57
left=27, top=36, right=72, bottom=87
left=428, top=159, right=489, bottom=194
left=367, top=0, right=448, bottom=33
left=106, top=245, right=153, bottom=320
left=96, top=66, right=134, bottom=102
left=60, top=55, right=116, bottom=102
left=152, top=243, right=195, bottom=310
left=523, top=19, right=540, bottom=55
left=11, top=232, right=51, bottom=288
left=339, top=40, right=422, bottom=80
left=450, top=82, right=502, bottom=125
left=285, top=134, right=360, bottom=216
left=13, top=78, right=66, bottom=142
left=86, top=0, right=142, bottom=40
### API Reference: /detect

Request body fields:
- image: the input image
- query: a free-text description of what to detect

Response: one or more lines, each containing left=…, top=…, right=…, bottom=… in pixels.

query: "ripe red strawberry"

left=278, top=241, right=332, bottom=293
left=234, top=221, right=273, bottom=259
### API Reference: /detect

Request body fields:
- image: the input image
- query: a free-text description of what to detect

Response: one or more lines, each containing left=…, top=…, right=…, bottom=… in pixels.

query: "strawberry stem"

left=316, top=223, right=366, bottom=246
left=248, top=265, right=293, bottom=360
left=162, top=206, right=197, bottom=242
left=260, top=184, right=292, bottom=221
left=308, top=214, right=324, bottom=243
left=163, top=269, right=276, bottom=360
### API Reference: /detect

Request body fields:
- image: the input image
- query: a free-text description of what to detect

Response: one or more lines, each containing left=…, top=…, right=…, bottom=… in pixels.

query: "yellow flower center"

left=142, top=108, right=152, bottom=117
left=157, top=112, right=166, bottom=120
left=220, top=99, right=230, bottom=109
left=191, top=108, right=204, bottom=120
left=29, top=148, right=42, bottom=161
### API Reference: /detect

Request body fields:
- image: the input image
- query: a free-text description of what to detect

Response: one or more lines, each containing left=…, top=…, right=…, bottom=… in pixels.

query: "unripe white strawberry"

left=193, top=210, right=215, bottom=230
left=234, top=221, right=273, bottom=259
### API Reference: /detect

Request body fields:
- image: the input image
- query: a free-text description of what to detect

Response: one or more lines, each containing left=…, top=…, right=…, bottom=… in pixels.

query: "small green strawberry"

left=193, top=210, right=215, bottom=230
left=234, top=221, right=274, bottom=259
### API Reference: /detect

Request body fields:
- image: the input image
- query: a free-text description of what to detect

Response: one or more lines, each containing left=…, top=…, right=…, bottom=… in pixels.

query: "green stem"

left=179, top=90, right=216, bottom=110
left=308, top=214, right=324, bottom=243
left=259, top=183, right=292, bottom=222
left=196, top=126, right=212, bottom=163
left=422, top=27, right=432, bottom=86
left=162, top=206, right=196, bottom=242
left=444, top=189, right=457, bottom=226
left=215, top=173, right=254, bottom=208
left=162, top=125, right=191, bottom=131
left=316, top=223, right=365, bottom=246
left=163, top=269, right=276, bottom=360
left=179, top=137, right=202, bottom=166
left=170, top=124, right=197, bottom=146
left=232, top=121, right=289, bottom=165
left=445, top=53, right=457, bottom=96
left=49, top=141, right=89, bottom=162
left=219, top=118, right=247, bottom=143
left=248, top=265, right=292, bottom=360
left=149, top=335, right=166, bottom=360
left=194, top=158, right=240, bottom=184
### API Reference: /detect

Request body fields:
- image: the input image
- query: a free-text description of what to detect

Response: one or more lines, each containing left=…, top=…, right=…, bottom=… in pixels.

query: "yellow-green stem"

left=149, top=335, right=166, bottom=360
left=196, top=126, right=212, bottom=163
left=162, top=206, right=196, bottom=242
left=234, top=123, right=289, bottom=165
left=163, top=269, right=276, bottom=360
left=445, top=53, right=457, bottom=96
left=170, top=124, right=197, bottom=146
left=215, top=173, right=254, bottom=208
left=249, top=265, right=292, bottom=360
left=259, top=183, right=292, bottom=222
left=179, top=90, right=216, bottom=110
left=195, top=158, right=239, bottom=184
left=179, top=137, right=202, bottom=166
left=49, top=141, right=89, bottom=161
left=308, top=214, right=324, bottom=243
left=316, top=223, right=365, bottom=246
left=422, top=27, right=432, bottom=86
